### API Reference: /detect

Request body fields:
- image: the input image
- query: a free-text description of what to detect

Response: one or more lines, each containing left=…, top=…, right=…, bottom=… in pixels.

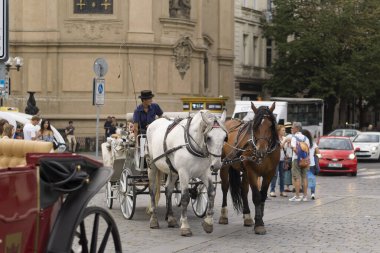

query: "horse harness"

left=149, top=115, right=226, bottom=174
left=222, top=119, right=279, bottom=166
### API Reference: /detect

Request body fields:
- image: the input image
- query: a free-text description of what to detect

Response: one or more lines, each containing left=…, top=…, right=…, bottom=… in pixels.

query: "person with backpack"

left=289, top=122, right=310, bottom=202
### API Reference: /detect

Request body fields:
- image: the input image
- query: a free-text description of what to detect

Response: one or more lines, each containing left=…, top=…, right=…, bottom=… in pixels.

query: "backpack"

left=295, top=136, right=310, bottom=169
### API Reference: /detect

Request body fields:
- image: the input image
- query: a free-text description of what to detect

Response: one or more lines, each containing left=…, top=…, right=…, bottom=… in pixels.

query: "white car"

left=0, top=109, right=66, bottom=152
left=352, top=132, right=380, bottom=160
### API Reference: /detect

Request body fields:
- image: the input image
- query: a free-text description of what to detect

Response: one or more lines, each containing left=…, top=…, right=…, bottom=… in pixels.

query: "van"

left=232, top=101, right=288, bottom=124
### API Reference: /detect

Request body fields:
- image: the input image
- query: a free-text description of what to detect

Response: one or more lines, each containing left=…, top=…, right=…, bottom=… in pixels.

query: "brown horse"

left=219, top=102, right=280, bottom=234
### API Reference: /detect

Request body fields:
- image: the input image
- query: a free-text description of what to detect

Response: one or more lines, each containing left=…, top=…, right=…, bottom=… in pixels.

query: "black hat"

left=139, top=90, right=154, bottom=99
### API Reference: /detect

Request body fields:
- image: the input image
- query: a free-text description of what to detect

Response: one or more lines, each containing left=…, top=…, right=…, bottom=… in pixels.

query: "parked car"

left=317, top=136, right=358, bottom=176
left=352, top=132, right=380, bottom=161
left=328, top=129, right=361, bottom=140
left=0, top=108, right=66, bottom=152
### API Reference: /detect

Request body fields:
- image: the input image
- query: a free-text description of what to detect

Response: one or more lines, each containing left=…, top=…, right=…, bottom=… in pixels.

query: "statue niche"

left=169, top=0, right=191, bottom=19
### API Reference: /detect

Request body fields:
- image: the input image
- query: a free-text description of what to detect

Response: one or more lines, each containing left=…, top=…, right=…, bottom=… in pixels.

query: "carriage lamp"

left=5, top=56, right=24, bottom=71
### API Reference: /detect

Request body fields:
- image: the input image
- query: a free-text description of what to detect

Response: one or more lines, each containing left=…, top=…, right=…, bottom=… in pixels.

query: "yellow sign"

left=181, top=97, right=228, bottom=113
left=0, top=107, right=18, bottom=112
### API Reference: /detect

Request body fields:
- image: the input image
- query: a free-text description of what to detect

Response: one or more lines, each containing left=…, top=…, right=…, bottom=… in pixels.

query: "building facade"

left=6, top=0, right=234, bottom=136
left=234, top=0, right=272, bottom=101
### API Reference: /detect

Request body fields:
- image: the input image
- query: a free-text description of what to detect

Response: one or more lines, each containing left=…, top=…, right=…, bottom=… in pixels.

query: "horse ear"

left=220, top=109, right=226, bottom=123
left=201, top=111, right=212, bottom=124
left=251, top=102, right=258, bottom=114
left=269, top=102, right=276, bottom=112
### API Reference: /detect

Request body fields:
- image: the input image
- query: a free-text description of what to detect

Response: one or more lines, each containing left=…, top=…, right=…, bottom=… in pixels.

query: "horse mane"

left=251, top=106, right=279, bottom=148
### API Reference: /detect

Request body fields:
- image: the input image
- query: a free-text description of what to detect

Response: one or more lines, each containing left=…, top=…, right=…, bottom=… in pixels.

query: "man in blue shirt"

left=133, top=90, right=163, bottom=140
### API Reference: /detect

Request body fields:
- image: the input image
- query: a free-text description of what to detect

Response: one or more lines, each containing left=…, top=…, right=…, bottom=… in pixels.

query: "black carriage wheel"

left=105, top=181, right=113, bottom=209
left=71, top=206, right=122, bottom=253
left=119, top=168, right=136, bottom=220
left=190, top=179, right=208, bottom=218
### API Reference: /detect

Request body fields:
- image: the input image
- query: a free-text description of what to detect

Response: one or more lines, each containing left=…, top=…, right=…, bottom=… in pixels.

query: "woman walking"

left=269, top=124, right=288, bottom=197
left=301, top=129, right=319, bottom=200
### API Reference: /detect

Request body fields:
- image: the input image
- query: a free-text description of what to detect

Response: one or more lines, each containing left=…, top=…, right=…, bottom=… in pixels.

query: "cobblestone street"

left=87, top=159, right=380, bottom=253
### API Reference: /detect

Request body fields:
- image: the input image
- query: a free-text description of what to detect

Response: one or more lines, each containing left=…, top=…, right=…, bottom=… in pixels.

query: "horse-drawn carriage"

left=102, top=130, right=216, bottom=220
left=0, top=139, right=122, bottom=253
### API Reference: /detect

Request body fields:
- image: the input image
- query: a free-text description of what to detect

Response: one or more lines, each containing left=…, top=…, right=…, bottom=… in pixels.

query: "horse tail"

left=228, top=167, right=243, bottom=212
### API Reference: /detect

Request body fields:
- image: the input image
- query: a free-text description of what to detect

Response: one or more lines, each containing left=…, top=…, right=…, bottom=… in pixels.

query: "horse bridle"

left=185, top=115, right=227, bottom=158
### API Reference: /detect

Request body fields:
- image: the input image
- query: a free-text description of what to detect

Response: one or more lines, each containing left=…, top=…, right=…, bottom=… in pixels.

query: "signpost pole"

left=93, top=58, right=108, bottom=158
left=96, top=105, right=100, bottom=157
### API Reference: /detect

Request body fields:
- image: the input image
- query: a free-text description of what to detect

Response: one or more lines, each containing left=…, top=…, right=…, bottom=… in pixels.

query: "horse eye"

left=206, top=136, right=211, bottom=142
left=224, top=136, right=228, bottom=142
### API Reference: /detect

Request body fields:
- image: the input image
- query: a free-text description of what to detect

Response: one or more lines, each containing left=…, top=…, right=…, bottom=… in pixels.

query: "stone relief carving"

left=169, top=0, right=191, bottom=19
left=65, top=23, right=121, bottom=40
left=174, top=36, right=192, bottom=79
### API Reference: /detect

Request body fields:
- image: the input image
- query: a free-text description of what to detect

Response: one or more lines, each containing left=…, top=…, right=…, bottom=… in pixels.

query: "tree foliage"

left=263, top=0, right=380, bottom=129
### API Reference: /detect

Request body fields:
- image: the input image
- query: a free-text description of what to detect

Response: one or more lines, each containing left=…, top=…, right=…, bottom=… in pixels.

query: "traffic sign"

left=0, top=0, right=8, bottom=61
left=93, top=58, right=108, bottom=77
left=93, top=78, right=105, bottom=105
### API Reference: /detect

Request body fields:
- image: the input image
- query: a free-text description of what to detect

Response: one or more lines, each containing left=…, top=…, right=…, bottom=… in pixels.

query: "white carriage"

left=102, top=128, right=214, bottom=220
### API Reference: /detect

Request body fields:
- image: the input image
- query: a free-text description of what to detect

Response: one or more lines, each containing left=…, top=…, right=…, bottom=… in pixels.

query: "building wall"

left=6, top=0, right=234, bottom=136
left=234, top=0, right=271, bottom=101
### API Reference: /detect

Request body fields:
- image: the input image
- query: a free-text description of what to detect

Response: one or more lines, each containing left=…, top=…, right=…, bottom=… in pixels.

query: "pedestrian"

left=2, top=123, right=14, bottom=139
left=65, top=120, right=77, bottom=152
left=23, top=115, right=41, bottom=141
left=269, top=124, right=288, bottom=197
left=302, top=129, right=320, bottom=200
left=0, top=119, right=8, bottom=137
left=104, top=116, right=112, bottom=138
left=283, top=122, right=293, bottom=192
left=39, top=119, right=54, bottom=143
left=133, top=90, right=163, bottom=141
left=289, top=122, right=310, bottom=202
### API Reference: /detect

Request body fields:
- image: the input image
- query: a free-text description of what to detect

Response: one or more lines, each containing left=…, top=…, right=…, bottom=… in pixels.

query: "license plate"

left=328, top=163, right=342, bottom=168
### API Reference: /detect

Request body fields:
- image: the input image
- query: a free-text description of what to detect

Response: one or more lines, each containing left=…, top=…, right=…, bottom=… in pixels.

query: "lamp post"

left=0, top=56, right=23, bottom=106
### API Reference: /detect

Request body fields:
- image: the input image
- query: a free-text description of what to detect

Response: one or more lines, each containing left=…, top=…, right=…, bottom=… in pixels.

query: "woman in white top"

left=269, top=125, right=288, bottom=197
left=302, top=129, right=320, bottom=200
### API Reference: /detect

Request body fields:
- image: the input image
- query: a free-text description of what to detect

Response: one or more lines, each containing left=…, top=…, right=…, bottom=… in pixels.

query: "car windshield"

left=319, top=138, right=352, bottom=150
left=353, top=134, right=380, bottom=143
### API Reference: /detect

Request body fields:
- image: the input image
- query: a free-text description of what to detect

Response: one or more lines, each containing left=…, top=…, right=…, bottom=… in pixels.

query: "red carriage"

left=0, top=139, right=122, bottom=253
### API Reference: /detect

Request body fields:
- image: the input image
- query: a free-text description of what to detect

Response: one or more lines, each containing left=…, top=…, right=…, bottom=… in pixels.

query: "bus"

left=232, top=97, right=324, bottom=138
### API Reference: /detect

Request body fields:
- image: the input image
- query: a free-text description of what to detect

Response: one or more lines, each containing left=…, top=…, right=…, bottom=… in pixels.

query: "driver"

left=132, top=90, right=163, bottom=141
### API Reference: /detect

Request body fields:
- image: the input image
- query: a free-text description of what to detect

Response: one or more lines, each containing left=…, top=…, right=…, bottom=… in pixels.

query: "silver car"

left=328, top=129, right=361, bottom=140
left=352, top=132, right=380, bottom=160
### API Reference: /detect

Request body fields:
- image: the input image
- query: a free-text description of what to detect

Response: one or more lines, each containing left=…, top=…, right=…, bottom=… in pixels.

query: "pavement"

left=78, top=151, right=380, bottom=253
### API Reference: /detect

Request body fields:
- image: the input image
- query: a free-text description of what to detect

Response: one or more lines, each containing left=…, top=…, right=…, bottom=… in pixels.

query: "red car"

left=317, top=136, right=358, bottom=176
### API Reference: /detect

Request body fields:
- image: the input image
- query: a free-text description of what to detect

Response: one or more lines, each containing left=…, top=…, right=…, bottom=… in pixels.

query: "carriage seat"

left=0, top=139, right=53, bottom=169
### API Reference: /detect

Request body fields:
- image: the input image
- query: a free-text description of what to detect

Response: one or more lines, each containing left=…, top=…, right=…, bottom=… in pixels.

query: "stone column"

left=128, top=0, right=154, bottom=42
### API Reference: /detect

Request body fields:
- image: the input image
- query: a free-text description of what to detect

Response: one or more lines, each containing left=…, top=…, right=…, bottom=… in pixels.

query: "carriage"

left=102, top=130, right=216, bottom=220
left=0, top=139, right=122, bottom=253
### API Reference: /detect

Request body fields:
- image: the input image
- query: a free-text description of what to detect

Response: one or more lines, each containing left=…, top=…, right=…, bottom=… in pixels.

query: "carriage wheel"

left=173, top=180, right=181, bottom=207
left=71, top=206, right=122, bottom=253
left=105, top=181, right=113, bottom=209
left=119, top=168, right=136, bottom=220
left=190, top=179, right=208, bottom=218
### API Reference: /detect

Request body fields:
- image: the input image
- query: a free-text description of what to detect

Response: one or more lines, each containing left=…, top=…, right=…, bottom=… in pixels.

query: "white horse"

left=146, top=110, right=227, bottom=236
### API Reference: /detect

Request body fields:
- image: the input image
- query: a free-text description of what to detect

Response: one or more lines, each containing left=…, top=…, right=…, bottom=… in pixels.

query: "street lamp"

left=5, top=56, right=23, bottom=71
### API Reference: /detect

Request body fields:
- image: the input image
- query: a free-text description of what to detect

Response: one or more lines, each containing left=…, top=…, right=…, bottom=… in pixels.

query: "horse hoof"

left=150, top=218, right=160, bottom=229
left=167, top=217, right=179, bottom=228
left=218, top=217, right=228, bottom=225
left=180, top=228, right=193, bottom=237
left=202, top=221, right=213, bottom=233
left=244, top=218, right=254, bottom=227
left=254, top=226, right=266, bottom=235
